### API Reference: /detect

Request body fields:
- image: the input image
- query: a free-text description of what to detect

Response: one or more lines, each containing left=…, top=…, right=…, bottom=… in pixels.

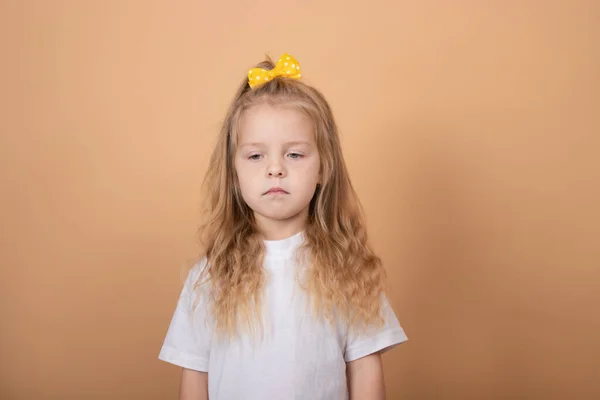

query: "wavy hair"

left=194, top=55, right=387, bottom=339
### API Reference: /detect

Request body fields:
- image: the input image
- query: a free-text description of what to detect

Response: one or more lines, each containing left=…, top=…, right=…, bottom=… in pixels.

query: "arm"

left=179, top=368, right=208, bottom=400
left=346, top=352, right=385, bottom=400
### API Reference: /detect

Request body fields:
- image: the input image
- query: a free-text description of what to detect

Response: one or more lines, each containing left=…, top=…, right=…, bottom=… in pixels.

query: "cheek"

left=295, top=160, right=321, bottom=188
left=308, top=158, right=322, bottom=182
left=234, top=160, right=247, bottom=186
left=235, top=163, right=260, bottom=191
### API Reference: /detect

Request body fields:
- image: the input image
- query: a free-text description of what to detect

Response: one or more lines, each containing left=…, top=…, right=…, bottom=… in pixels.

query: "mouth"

left=264, top=187, right=289, bottom=195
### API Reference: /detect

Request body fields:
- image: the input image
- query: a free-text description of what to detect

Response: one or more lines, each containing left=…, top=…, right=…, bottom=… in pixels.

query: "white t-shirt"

left=158, top=231, right=408, bottom=399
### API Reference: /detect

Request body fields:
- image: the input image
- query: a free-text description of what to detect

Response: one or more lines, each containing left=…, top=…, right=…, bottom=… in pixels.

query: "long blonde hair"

left=194, top=55, right=387, bottom=338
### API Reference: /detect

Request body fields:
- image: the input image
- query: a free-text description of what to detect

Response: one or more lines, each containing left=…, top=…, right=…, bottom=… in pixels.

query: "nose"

left=267, top=159, right=286, bottom=178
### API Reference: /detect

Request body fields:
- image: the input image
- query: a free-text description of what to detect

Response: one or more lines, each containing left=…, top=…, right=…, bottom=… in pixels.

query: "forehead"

left=237, top=103, right=315, bottom=145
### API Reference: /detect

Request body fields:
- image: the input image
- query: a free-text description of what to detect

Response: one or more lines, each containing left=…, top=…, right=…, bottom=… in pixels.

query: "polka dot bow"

left=247, top=53, right=302, bottom=89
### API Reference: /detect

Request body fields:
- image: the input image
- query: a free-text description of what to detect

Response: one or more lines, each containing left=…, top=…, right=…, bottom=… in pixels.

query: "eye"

left=248, top=154, right=262, bottom=161
left=287, top=152, right=304, bottom=159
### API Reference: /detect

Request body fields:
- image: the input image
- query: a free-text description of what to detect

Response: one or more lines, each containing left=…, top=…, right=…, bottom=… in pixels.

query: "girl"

left=159, top=53, right=408, bottom=400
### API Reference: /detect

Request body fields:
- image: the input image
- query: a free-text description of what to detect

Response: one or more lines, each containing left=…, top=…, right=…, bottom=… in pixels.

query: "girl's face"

left=235, top=103, right=321, bottom=238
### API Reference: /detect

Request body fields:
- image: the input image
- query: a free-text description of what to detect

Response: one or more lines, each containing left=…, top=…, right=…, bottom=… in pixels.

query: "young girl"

left=159, top=53, right=408, bottom=400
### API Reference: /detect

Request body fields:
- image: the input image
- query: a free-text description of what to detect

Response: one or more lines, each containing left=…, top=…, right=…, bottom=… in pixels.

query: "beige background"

left=1, top=1, right=599, bottom=399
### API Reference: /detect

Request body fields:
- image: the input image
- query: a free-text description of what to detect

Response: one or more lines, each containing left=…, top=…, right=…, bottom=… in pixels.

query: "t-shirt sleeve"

left=158, top=260, right=214, bottom=372
left=344, top=294, right=408, bottom=362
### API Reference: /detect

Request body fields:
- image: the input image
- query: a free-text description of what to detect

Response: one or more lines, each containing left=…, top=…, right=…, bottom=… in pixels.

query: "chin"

left=260, top=211, right=297, bottom=221
left=254, top=206, right=305, bottom=222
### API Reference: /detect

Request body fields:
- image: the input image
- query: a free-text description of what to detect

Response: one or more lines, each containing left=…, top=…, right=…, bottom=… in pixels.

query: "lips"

left=264, top=187, right=288, bottom=195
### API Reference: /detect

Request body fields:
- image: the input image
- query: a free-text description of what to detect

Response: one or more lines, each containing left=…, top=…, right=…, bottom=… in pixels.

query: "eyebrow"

left=238, top=141, right=312, bottom=148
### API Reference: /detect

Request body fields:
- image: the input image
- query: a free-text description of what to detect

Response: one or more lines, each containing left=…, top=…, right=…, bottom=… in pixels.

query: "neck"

left=254, top=211, right=308, bottom=241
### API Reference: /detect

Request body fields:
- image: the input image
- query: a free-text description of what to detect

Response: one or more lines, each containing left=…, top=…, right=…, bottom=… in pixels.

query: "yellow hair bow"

left=248, top=53, right=302, bottom=89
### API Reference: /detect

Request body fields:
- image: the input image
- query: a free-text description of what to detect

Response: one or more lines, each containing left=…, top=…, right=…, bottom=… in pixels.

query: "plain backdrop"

left=1, top=1, right=599, bottom=399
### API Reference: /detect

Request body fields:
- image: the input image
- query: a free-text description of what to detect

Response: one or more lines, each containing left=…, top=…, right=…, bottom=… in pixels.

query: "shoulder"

left=179, top=257, right=211, bottom=303
left=185, top=257, right=210, bottom=283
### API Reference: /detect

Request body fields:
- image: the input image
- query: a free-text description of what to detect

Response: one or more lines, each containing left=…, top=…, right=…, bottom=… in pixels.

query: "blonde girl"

left=159, top=53, right=408, bottom=400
